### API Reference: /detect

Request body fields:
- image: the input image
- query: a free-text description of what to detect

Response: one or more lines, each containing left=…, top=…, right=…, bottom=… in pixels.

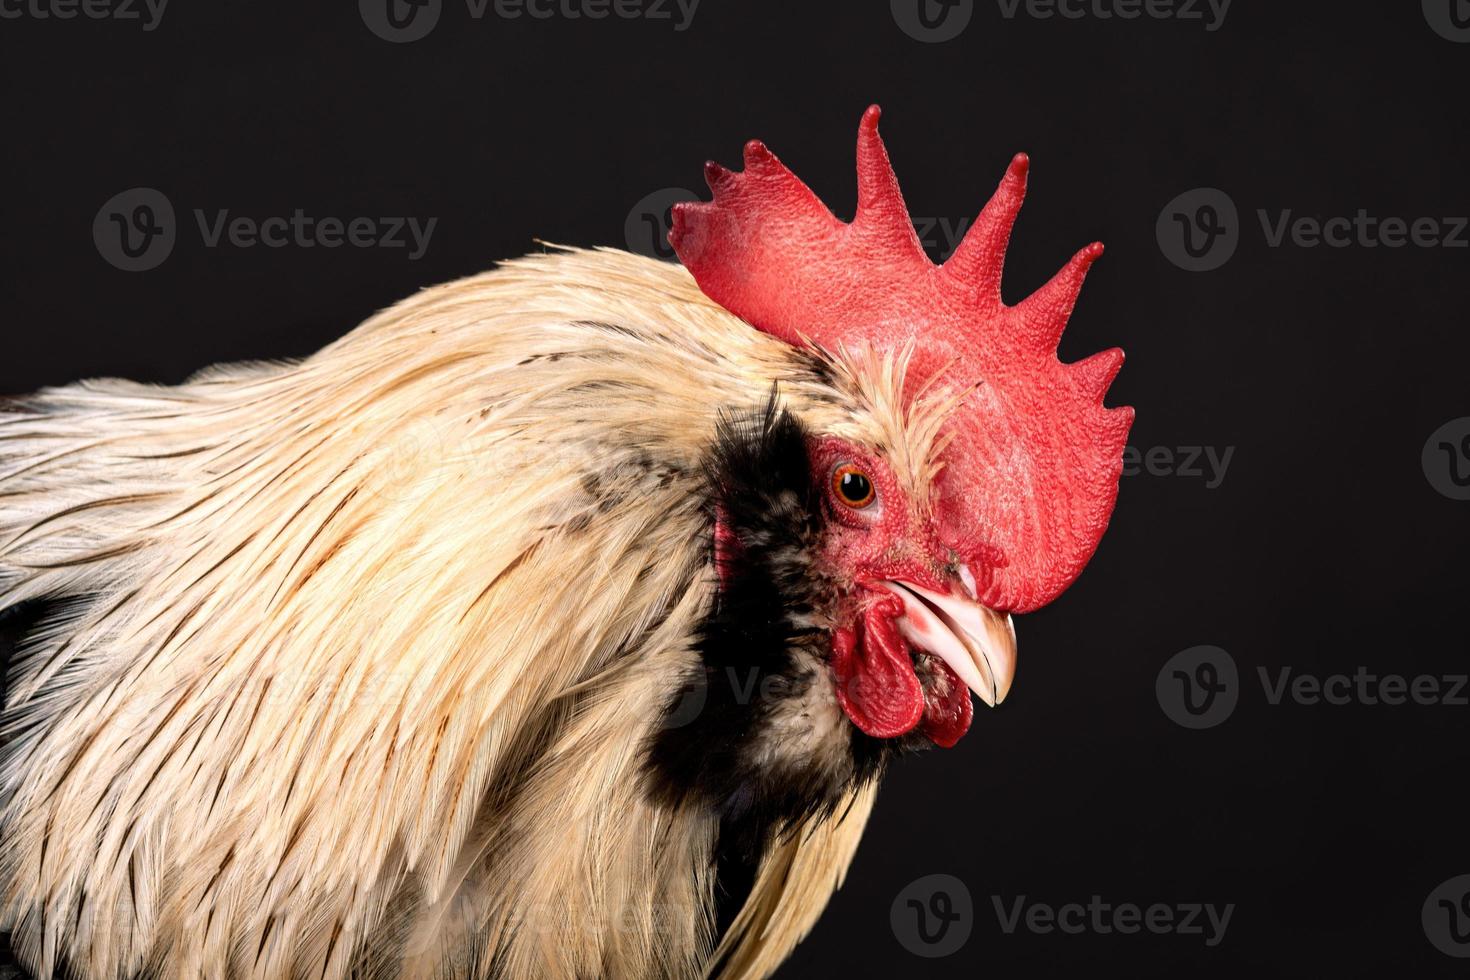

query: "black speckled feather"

left=643, top=394, right=891, bottom=943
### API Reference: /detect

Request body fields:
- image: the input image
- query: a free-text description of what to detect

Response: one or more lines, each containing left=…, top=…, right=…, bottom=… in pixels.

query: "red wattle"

left=830, top=603, right=924, bottom=740
left=831, top=596, right=974, bottom=747
left=921, top=658, right=973, bottom=748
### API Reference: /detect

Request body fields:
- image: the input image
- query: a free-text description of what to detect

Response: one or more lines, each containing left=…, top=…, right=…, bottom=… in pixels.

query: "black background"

left=3, top=1, right=1469, bottom=977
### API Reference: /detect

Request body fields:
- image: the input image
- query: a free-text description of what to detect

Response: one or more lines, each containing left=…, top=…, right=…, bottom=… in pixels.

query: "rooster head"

left=671, top=106, right=1133, bottom=750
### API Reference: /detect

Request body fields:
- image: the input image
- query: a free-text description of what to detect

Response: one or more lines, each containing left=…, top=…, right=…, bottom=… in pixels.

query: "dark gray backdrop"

left=3, top=1, right=1469, bottom=976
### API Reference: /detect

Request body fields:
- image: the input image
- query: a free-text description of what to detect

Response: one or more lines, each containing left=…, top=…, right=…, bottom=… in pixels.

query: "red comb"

left=670, top=105, right=1133, bottom=613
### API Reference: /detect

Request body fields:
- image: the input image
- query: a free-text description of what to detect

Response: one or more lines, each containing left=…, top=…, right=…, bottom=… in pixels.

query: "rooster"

left=0, top=106, right=1131, bottom=979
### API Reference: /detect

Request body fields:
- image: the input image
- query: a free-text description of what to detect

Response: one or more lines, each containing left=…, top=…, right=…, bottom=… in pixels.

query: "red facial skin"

left=810, top=437, right=975, bottom=747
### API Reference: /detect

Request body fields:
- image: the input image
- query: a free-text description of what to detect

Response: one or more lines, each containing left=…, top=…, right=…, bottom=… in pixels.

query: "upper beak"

left=878, top=574, right=1018, bottom=707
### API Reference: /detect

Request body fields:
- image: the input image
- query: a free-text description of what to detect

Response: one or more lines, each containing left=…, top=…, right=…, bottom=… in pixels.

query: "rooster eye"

left=831, top=464, right=876, bottom=509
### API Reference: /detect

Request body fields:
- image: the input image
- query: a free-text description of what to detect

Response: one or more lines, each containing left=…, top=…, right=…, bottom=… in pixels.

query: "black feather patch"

left=643, top=394, right=889, bottom=940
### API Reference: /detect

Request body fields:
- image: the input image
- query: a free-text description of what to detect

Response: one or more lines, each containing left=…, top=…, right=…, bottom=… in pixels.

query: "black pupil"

left=839, top=471, right=871, bottom=503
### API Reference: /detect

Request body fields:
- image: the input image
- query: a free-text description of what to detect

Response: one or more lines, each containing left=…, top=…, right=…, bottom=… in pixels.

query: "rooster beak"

left=878, top=575, right=1018, bottom=707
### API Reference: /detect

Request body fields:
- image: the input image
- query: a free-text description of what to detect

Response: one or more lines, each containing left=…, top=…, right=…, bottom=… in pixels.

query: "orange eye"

left=831, top=464, right=876, bottom=509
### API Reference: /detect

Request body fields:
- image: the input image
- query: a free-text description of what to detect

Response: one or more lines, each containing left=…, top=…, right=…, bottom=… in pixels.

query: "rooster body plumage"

left=0, top=249, right=905, bottom=979
left=1, top=107, right=1132, bottom=979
